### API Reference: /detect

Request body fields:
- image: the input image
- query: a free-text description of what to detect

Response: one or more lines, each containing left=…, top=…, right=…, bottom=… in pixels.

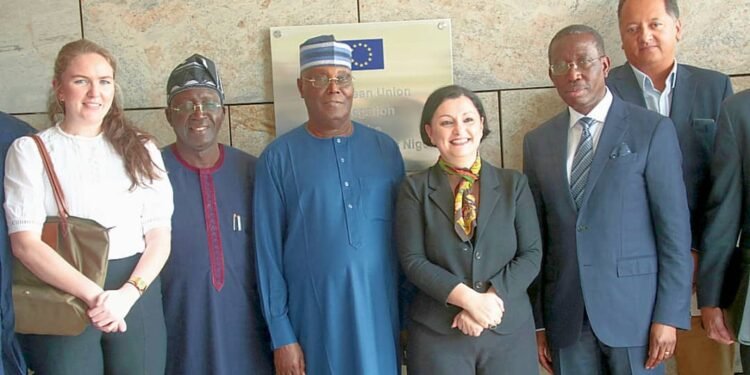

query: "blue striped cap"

left=299, top=35, right=352, bottom=72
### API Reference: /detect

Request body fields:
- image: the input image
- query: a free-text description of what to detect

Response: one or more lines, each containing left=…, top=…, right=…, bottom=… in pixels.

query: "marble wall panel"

left=229, top=104, right=276, bottom=157
left=476, top=92, right=502, bottom=168
left=732, top=76, right=750, bottom=94
left=359, top=0, right=747, bottom=91
left=2, top=0, right=748, bottom=198
left=359, top=0, right=621, bottom=91
left=2, top=0, right=747, bottom=117
left=81, top=0, right=358, bottom=108
left=677, top=1, right=750, bottom=75
left=13, top=113, right=51, bottom=131
left=0, top=0, right=81, bottom=113
left=124, top=107, right=231, bottom=149
left=500, top=88, right=566, bottom=171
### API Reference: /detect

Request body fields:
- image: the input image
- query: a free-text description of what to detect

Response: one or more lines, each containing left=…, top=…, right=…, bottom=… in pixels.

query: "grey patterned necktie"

left=570, top=117, right=595, bottom=210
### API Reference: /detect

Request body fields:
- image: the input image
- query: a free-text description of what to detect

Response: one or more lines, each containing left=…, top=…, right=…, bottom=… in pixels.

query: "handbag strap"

left=29, top=135, right=70, bottom=234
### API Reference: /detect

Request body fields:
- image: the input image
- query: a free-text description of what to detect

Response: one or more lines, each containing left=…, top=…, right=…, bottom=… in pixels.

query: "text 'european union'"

left=342, top=39, right=385, bottom=71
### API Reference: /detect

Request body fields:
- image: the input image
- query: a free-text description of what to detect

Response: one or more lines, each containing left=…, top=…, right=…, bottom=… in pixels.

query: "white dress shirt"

left=566, top=88, right=614, bottom=182
left=4, top=124, right=174, bottom=260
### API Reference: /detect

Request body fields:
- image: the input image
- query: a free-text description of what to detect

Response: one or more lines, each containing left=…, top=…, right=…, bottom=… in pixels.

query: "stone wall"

left=3, top=0, right=747, bottom=171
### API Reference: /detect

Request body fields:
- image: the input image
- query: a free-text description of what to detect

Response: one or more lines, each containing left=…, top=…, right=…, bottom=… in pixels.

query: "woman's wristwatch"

left=127, top=277, right=148, bottom=295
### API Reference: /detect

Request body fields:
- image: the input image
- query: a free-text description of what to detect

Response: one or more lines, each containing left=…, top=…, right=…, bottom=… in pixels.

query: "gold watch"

left=127, top=277, right=148, bottom=295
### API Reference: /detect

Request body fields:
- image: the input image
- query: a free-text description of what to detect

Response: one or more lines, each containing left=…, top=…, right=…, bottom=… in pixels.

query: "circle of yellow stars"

left=351, top=42, right=373, bottom=68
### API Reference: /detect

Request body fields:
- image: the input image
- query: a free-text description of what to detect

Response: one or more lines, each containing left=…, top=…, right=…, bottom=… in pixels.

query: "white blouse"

left=4, top=124, right=173, bottom=260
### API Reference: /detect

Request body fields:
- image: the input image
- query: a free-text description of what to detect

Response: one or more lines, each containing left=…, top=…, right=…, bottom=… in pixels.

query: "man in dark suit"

left=700, top=89, right=750, bottom=370
left=524, top=25, right=692, bottom=374
left=607, top=1, right=734, bottom=372
left=0, top=112, right=34, bottom=375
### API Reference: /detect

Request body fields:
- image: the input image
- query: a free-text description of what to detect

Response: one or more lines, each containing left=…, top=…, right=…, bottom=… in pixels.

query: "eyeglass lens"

left=173, top=101, right=222, bottom=113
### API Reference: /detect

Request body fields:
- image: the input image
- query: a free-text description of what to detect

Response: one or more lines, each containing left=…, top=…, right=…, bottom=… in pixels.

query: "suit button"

left=462, top=245, right=469, bottom=252
left=474, top=281, right=483, bottom=290
left=577, top=225, right=586, bottom=232
left=475, top=252, right=481, bottom=260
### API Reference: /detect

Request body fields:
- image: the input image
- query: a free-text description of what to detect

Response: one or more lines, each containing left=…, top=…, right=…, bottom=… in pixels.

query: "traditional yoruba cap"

left=166, top=54, right=224, bottom=105
left=299, top=35, right=353, bottom=72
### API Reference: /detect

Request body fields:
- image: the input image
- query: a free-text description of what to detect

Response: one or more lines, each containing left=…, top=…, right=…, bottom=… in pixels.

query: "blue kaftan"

left=161, top=144, right=272, bottom=375
left=254, top=122, right=404, bottom=375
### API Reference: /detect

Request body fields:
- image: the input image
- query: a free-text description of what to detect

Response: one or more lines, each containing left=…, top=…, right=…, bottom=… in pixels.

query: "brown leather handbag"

left=12, top=134, right=110, bottom=336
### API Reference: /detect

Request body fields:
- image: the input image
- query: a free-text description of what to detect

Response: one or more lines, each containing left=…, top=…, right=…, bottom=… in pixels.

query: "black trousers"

left=406, top=316, right=537, bottom=375
left=19, top=254, right=166, bottom=375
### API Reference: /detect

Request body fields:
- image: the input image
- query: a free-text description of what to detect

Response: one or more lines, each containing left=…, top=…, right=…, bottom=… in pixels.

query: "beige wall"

left=2, top=0, right=748, bottom=170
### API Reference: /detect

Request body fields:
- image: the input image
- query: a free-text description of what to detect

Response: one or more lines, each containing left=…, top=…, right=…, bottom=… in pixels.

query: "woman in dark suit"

left=396, top=85, right=541, bottom=374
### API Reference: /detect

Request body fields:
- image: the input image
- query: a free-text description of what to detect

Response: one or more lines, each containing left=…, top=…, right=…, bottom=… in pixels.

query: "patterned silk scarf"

left=438, top=156, right=481, bottom=242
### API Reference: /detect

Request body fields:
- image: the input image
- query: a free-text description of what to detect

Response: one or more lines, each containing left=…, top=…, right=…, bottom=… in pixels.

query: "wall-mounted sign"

left=270, top=19, right=453, bottom=171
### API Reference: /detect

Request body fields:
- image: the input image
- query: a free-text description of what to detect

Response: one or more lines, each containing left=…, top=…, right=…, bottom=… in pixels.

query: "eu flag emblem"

left=342, top=39, right=385, bottom=71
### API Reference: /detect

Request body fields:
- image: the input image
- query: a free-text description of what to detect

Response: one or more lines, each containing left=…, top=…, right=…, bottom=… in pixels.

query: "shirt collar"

left=630, top=60, right=678, bottom=92
left=568, top=88, right=613, bottom=128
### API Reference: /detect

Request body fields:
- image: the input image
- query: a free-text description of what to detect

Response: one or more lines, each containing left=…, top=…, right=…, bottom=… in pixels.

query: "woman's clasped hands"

left=452, top=288, right=504, bottom=337
left=86, top=285, right=140, bottom=333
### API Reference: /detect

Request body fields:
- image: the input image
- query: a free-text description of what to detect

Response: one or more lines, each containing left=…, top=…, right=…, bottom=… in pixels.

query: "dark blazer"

left=0, top=112, right=33, bottom=375
left=396, top=162, right=541, bottom=335
left=699, top=90, right=750, bottom=309
left=607, top=63, right=733, bottom=248
left=523, top=96, right=692, bottom=350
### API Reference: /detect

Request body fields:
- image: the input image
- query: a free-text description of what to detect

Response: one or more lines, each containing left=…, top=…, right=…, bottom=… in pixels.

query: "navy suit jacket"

left=396, top=163, right=541, bottom=335
left=699, top=90, right=750, bottom=309
left=607, top=63, right=733, bottom=248
left=0, top=112, right=34, bottom=375
left=523, top=96, right=692, bottom=350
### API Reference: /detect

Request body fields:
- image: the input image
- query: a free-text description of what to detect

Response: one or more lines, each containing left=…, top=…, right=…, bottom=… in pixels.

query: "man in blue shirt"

left=607, top=1, right=734, bottom=373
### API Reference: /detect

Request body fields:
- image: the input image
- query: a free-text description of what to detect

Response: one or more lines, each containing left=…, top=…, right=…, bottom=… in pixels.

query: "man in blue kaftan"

left=160, top=55, right=272, bottom=375
left=254, top=35, right=405, bottom=375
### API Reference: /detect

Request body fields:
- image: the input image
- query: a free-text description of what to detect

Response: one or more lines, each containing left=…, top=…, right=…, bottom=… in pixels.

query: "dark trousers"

left=740, top=344, right=750, bottom=373
left=19, top=254, right=166, bottom=375
left=552, top=319, right=662, bottom=375
left=406, top=316, right=537, bottom=375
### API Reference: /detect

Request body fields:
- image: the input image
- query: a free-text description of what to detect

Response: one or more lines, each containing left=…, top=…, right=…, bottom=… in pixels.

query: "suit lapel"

left=611, top=64, right=647, bottom=107
left=427, top=164, right=455, bottom=223
left=579, top=97, right=629, bottom=210
left=475, top=165, right=501, bottom=244
left=670, top=64, right=695, bottom=127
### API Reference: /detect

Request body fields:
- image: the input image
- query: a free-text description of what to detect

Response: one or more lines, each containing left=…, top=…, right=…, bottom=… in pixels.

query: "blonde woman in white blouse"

left=4, top=40, right=173, bottom=374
